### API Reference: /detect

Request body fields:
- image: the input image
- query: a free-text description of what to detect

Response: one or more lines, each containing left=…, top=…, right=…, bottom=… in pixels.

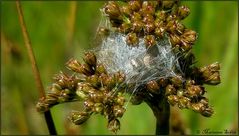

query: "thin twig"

left=16, top=1, right=57, bottom=134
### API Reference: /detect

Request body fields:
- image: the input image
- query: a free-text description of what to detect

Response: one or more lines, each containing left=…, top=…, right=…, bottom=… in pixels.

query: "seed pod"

left=171, top=75, right=183, bottom=87
left=169, top=34, right=181, bottom=45
left=107, top=119, right=120, bottom=133
left=167, top=95, right=179, bottom=106
left=115, top=96, right=125, bottom=106
left=79, top=63, right=94, bottom=76
left=141, top=1, right=156, bottom=15
left=144, top=22, right=155, bottom=34
left=165, top=84, right=176, bottom=96
left=181, top=29, right=197, bottom=44
left=96, top=64, right=107, bottom=74
left=89, top=91, right=104, bottom=103
left=94, top=103, right=103, bottom=113
left=69, top=111, right=90, bottom=125
left=113, top=105, right=126, bottom=118
left=200, top=62, right=221, bottom=85
left=178, top=5, right=190, bottom=20
left=132, top=20, right=144, bottom=33
left=120, top=5, right=132, bottom=17
left=178, top=96, right=191, bottom=109
left=104, top=1, right=121, bottom=20
left=66, top=58, right=81, bottom=73
left=86, top=75, right=100, bottom=88
left=131, top=12, right=142, bottom=22
left=83, top=51, right=97, bottom=67
left=146, top=80, right=160, bottom=94
left=191, top=102, right=204, bottom=113
left=144, top=35, right=156, bottom=47
left=84, top=99, right=94, bottom=111
left=76, top=90, right=88, bottom=100
left=162, top=1, right=175, bottom=9
left=143, top=14, right=154, bottom=23
left=128, top=1, right=141, bottom=11
left=201, top=107, right=213, bottom=117
left=155, top=11, right=167, bottom=21
left=186, top=85, right=205, bottom=98
left=154, top=27, right=166, bottom=39
left=126, top=32, right=139, bottom=46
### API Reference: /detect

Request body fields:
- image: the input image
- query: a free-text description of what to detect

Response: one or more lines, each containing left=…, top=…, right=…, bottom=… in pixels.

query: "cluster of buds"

left=36, top=51, right=127, bottom=133
left=103, top=0, right=197, bottom=50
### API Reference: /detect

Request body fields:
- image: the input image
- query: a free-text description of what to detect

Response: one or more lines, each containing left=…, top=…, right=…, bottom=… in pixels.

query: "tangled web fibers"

left=95, top=33, right=182, bottom=89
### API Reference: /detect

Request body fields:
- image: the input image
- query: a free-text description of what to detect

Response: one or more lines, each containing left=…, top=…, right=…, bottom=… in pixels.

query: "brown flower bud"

left=191, top=102, right=204, bottom=113
left=128, top=1, right=141, bottom=11
left=77, top=83, right=93, bottom=93
left=89, top=91, right=104, bottom=103
left=107, top=119, right=120, bottom=133
left=178, top=5, right=190, bottom=20
left=167, top=95, right=179, bottom=106
left=120, top=5, right=132, bottom=17
left=104, top=1, right=121, bottom=20
left=79, top=63, right=94, bottom=76
left=158, top=78, right=169, bottom=87
left=36, top=98, right=49, bottom=112
left=76, top=90, right=88, bottom=100
left=146, top=80, right=160, bottom=94
left=165, top=84, right=176, bottom=96
left=113, top=105, right=126, bottom=118
left=126, top=32, right=139, bottom=46
left=144, top=35, right=156, bottom=47
left=51, top=83, right=62, bottom=93
left=69, top=111, right=90, bottom=125
left=83, top=51, right=97, bottom=67
left=154, top=27, right=166, bottom=39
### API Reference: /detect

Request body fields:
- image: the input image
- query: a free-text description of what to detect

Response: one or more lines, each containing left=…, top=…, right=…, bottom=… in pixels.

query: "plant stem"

left=16, top=1, right=57, bottom=134
left=145, top=94, right=170, bottom=135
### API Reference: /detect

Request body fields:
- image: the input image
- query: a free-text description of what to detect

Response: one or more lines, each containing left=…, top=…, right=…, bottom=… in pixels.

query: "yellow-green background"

left=1, top=1, right=238, bottom=135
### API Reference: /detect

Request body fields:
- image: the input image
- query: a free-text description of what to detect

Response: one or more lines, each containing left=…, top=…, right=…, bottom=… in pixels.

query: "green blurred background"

left=1, top=1, right=238, bottom=135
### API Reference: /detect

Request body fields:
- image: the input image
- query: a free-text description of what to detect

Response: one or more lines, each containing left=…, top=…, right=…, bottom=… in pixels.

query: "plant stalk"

left=16, top=1, right=57, bottom=134
left=145, top=94, right=170, bottom=135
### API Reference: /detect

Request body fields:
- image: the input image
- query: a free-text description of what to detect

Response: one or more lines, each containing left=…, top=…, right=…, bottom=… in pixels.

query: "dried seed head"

left=201, top=107, right=213, bottom=117
left=162, top=1, right=175, bottom=9
left=200, top=62, right=221, bottom=85
left=186, top=85, right=205, bottom=98
left=178, top=96, right=191, bottom=109
left=66, top=59, right=81, bottom=73
left=181, top=29, right=197, bottom=44
left=167, top=95, right=179, bottom=106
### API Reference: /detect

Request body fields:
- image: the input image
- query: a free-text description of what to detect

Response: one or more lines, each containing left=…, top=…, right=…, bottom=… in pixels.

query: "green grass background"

left=1, top=1, right=238, bottom=135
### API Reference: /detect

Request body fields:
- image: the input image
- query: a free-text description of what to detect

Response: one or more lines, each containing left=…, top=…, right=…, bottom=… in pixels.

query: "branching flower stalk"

left=36, top=0, right=221, bottom=134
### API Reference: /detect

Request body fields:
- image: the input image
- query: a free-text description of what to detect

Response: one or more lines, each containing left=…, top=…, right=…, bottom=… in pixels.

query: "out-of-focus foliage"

left=1, top=1, right=238, bottom=135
